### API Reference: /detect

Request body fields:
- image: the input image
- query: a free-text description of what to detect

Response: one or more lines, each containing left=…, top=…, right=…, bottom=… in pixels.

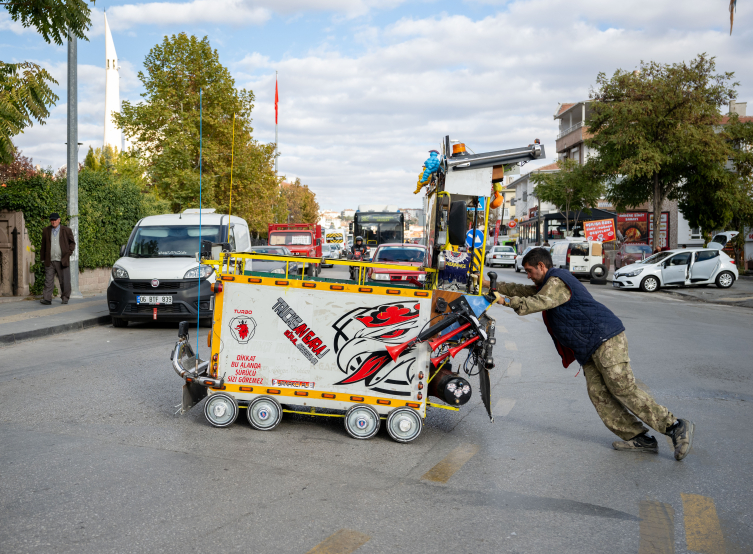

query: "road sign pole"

left=67, top=30, right=82, bottom=298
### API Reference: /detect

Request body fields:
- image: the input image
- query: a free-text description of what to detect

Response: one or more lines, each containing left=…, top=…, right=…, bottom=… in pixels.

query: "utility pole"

left=67, top=30, right=82, bottom=298
left=274, top=70, right=279, bottom=175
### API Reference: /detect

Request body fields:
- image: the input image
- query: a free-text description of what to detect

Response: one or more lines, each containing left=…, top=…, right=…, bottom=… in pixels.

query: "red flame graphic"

left=355, top=305, right=419, bottom=328
left=338, top=353, right=390, bottom=385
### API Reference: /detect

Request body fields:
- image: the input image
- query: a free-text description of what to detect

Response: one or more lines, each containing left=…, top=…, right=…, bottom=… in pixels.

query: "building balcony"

left=557, top=121, right=582, bottom=139
left=555, top=123, right=592, bottom=154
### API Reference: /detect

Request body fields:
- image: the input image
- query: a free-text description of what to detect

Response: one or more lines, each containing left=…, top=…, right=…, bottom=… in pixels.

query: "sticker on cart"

left=229, top=316, right=257, bottom=344
left=271, top=379, right=315, bottom=389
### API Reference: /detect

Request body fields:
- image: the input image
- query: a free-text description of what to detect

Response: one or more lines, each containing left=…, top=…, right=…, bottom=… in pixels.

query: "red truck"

left=268, top=223, right=323, bottom=276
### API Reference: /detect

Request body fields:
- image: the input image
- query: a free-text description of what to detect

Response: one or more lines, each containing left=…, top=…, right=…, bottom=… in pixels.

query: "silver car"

left=612, top=248, right=738, bottom=292
left=485, top=245, right=516, bottom=268
left=321, top=244, right=339, bottom=267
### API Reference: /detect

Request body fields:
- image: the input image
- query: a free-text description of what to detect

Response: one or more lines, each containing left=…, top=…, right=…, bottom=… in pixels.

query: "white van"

left=550, top=239, right=608, bottom=279
left=106, top=209, right=253, bottom=327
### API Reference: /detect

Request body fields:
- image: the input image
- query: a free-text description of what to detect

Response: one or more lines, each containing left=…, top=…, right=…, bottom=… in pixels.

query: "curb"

left=0, top=315, right=112, bottom=347
left=657, top=289, right=752, bottom=309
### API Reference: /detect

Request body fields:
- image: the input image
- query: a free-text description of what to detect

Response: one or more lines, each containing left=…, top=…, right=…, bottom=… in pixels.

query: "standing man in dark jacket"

left=39, top=213, right=76, bottom=305
left=495, top=247, right=694, bottom=461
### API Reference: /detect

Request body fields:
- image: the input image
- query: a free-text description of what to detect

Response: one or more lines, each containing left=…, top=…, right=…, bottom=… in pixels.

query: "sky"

left=3, top=0, right=752, bottom=211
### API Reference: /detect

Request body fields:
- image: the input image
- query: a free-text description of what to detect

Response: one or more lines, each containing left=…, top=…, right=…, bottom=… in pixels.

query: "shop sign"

left=583, top=219, right=616, bottom=242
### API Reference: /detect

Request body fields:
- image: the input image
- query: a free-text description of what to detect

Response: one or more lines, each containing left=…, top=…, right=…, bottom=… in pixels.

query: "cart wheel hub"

left=356, top=416, right=368, bottom=429
left=213, top=404, right=227, bottom=417
left=398, top=418, right=412, bottom=432
left=258, top=409, right=269, bottom=420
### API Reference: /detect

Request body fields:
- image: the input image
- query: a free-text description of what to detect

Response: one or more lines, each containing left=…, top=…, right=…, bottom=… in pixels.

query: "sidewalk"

left=0, top=294, right=111, bottom=346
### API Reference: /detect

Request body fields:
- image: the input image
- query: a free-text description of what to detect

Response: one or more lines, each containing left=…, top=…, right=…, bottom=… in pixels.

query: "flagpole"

left=275, top=70, right=278, bottom=175
left=227, top=112, right=235, bottom=243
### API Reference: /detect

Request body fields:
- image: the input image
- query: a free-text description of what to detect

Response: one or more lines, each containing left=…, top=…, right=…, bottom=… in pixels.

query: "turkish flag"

left=275, top=77, right=279, bottom=125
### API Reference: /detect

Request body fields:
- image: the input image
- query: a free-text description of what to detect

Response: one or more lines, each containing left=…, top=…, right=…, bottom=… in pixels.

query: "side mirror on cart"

left=448, top=201, right=467, bottom=245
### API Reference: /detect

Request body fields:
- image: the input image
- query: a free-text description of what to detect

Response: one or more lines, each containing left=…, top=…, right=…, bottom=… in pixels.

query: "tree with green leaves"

left=681, top=114, right=753, bottom=272
left=1, top=0, right=95, bottom=163
left=115, top=33, right=280, bottom=234
left=586, top=54, right=737, bottom=251
left=531, top=158, right=603, bottom=235
left=279, top=178, right=320, bottom=225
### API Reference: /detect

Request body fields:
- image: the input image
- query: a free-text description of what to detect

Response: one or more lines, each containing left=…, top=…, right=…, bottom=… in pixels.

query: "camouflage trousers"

left=583, top=332, right=675, bottom=440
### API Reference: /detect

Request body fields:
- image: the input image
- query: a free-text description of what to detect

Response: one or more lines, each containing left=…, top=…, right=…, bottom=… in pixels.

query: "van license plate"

left=612, top=282, right=620, bottom=288
left=573, top=266, right=587, bottom=271
left=137, top=295, right=173, bottom=305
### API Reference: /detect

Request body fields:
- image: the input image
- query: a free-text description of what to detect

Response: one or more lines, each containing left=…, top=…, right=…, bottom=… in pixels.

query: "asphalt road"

left=1, top=262, right=751, bottom=553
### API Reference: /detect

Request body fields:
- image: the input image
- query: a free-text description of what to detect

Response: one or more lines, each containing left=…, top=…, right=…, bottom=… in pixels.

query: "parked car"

left=485, top=245, right=516, bottom=267
left=246, top=245, right=300, bottom=275
left=612, top=248, right=738, bottom=292
left=615, top=243, right=653, bottom=270
left=367, top=243, right=428, bottom=287
left=107, top=209, right=253, bottom=328
left=321, top=243, right=339, bottom=267
left=514, top=246, right=539, bottom=273
left=550, top=239, right=607, bottom=279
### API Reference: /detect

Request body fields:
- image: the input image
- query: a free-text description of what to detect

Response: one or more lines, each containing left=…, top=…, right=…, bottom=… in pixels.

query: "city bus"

left=353, top=211, right=405, bottom=258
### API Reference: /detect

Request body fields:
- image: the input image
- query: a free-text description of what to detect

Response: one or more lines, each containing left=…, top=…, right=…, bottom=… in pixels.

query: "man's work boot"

left=40, top=299, right=52, bottom=305
left=61, top=298, right=68, bottom=304
left=612, top=433, right=658, bottom=453
left=667, top=419, right=694, bottom=461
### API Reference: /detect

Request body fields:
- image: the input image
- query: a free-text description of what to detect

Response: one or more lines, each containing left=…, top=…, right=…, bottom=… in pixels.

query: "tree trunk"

left=653, top=173, right=663, bottom=253
left=734, top=219, right=746, bottom=275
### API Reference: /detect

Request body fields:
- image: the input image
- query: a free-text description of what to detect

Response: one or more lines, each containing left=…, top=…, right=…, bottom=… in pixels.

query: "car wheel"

left=200, top=318, right=213, bottom=328
left=715, top=271, right=735, bottom=289
left=640, top=275, right=660, bottom=293
left=112, top=317, right=128, bottom=328
left=514, top=264, right=520, bottom=273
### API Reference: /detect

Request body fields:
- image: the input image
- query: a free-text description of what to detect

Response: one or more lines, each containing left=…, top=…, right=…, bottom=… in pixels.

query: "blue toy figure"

left=421, top=150, right=440, bottom=182
left=415, top=150, right=441, bottom=194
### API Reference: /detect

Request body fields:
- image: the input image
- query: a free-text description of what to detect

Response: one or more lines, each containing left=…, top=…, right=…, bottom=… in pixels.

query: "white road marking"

left=506, top=362, right=521, bottom=377
left=493, top=398, right=516, bottom=417
left=504, top=341, right=518, bottom=351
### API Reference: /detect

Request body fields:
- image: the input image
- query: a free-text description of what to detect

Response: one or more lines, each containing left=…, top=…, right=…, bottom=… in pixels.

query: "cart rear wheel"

left=344, top=404, right=380, bottom=440
left=386, top=407, right=422, bottom=443
left=204, top=392, right=238, bottom=428
left=246, top=396, right=283, bottom=431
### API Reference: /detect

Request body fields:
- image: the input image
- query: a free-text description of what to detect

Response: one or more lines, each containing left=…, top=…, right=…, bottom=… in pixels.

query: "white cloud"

left=10, top=0, right=753, bottom=211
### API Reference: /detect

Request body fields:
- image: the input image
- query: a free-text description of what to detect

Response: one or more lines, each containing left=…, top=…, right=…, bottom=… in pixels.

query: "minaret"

left=103, top=12, right=121, bottom=151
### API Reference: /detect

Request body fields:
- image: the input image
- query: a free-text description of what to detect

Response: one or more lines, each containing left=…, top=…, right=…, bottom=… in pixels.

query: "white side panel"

left=444, top=167, right=493, bottom=197
left=217, top=284, right=432, bottom=415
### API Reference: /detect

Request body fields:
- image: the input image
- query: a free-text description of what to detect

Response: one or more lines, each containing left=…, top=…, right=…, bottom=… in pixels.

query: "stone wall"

left=79, top=267, right=111, bottom=294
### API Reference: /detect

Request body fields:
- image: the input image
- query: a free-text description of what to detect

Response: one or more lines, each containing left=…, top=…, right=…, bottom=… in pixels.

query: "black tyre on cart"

left=344, top=404, right=381, bottom=440
left=386, top=407, right=422, bottom=443
left=204, top=392, right=239, bottom=428
left=246, top=396, right=283, bottom=431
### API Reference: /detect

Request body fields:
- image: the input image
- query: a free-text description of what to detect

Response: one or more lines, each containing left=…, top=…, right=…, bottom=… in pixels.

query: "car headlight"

left=622, top=268, right=644, bottom=278
left=416, top=274, right=426, bottom=282
left=372, top=274, right=389, bottom=281
left=112, top=265, right=129, bottom=279
left=271, top=268, right=285, bottom=274
left=183, top=265, right=214, bottom=279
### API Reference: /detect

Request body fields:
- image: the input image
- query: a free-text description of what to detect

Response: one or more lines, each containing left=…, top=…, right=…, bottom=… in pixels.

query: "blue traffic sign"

left=466, top=229, right=484, bottom=248
left=467, top=197, right=486, bottom=211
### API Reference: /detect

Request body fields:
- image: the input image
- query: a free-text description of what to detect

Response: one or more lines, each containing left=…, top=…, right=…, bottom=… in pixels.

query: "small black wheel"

left=590, top=264, right=607, bottom=280
left=715, top=270, right=735, bottom=289
left=204, top=392, right=238, bottom=428
left=515, top=264, right=520, bottom=273
left=112, top=317, right=128, bottom=328
left=344, top=404, right=380, bottom=440
left=246, top=396, right=283, bottom=431
left=200, top=318, right=213, bottom=328
left=386, top=407, right=422, bottom=443
left=640, top=275, right=660, bottom=293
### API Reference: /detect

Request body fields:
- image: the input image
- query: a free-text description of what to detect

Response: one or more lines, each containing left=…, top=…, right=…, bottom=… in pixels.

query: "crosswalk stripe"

left=504, top=340, right=518, bottom=351
left=497, top=325, right=508, bottom=333
left=306, top=529, right=371, bottom=554
left=506, top=362, right=521, bottom=377
left=681, top=493, right=725, bottom=554
left=421, top=443, right=479, bottom=483
left=638, top=500, right=675, bottom=554
left=493, top=398, right=516, bottom=417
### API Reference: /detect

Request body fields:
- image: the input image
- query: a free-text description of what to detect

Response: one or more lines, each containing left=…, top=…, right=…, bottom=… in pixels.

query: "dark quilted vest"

left=540, top=268, right=625, bottom=367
